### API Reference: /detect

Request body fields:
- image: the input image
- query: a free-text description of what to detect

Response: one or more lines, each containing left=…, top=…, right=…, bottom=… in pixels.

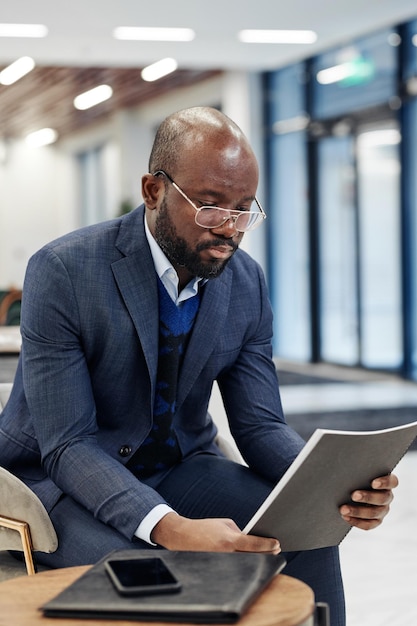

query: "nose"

left=210, top=215, right=240, bottom=236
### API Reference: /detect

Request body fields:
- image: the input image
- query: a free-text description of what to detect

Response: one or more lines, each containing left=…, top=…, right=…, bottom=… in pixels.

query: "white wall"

left=0, top=139, right=77, bottom=287
left=0, top=71, right=267, bottom=289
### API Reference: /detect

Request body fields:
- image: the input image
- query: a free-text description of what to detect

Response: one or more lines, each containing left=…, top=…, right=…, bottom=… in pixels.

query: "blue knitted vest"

left=128, top=277, right=200, bottom=478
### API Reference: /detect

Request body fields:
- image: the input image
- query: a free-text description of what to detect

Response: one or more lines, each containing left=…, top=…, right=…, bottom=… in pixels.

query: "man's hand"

left=340, top=473, right=399, bottom=530
left=151, top=513, right=281, bottom=554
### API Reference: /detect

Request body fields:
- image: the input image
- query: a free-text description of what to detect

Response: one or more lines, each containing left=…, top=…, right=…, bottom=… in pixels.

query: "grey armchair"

left=0, top=381, right=241, bottom=575
left=0, top=383, right=58, bottom=574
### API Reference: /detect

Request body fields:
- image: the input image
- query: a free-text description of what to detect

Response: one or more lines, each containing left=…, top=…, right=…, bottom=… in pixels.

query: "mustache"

left=196, top=238, right=238, bottom=253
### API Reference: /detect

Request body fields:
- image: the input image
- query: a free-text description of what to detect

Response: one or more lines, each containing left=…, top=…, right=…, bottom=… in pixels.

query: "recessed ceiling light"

left=73, top=85, right=113, bottom=110
left=25, top=128, right=58, bottom=147
left=316, top=56, right=374, bottom=86
left=316, top=63, right=354, bottom=85
left=113, top=26, right=195, bottom=42
left=0, top=23, right=48, bottom=38
left=387, top=33, right=401, bottom=47
left=238, top=29, right=317, bottom=44
left=0, top=56, right=35, bottom=85
left=273, top=114, right=310, bottom=135
left=141, top=58, right=178, bottom=82
left=359, top=129, right=401, bottom=147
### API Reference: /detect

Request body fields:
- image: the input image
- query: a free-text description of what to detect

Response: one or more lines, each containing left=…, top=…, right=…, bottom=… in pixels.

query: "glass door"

left=317, top=118, right=402, bottom=370
left=318, top=134, right=359, bottom=365
left=356, top=122, right=402, bottom=369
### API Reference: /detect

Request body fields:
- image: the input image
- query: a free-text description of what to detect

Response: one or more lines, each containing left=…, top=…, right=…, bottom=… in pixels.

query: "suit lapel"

left=111, top=207, right=159, bottom=389
left=110, top=205, right=234, bottom=409
left=176, top=267, right=232, bottom=409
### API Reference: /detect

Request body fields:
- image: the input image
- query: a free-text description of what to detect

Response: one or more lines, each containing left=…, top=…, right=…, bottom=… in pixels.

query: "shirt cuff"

left=134, top=504, right=175, bottom=545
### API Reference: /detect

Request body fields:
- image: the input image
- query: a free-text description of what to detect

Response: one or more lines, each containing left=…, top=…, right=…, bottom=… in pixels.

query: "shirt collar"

left=144, top=214, right=204, bottom=304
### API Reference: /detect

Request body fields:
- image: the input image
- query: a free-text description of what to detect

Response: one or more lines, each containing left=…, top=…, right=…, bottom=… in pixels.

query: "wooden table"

left=0, top=566, right=315, bottom=626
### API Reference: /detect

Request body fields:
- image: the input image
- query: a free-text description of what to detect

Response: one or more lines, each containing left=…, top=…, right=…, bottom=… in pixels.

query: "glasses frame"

left=153, top=170, right=266, bottom=232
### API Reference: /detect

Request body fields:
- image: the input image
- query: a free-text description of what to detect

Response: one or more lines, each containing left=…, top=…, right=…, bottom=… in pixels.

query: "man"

left=0, top=107, right=396, bottom=625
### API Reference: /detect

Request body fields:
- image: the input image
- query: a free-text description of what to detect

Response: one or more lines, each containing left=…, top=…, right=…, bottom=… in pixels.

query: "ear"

left=142, top=173, right=163, bottom=210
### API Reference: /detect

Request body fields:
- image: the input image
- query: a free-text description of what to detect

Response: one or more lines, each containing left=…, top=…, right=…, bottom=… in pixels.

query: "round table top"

left=0, top=565, right=315, bottom=626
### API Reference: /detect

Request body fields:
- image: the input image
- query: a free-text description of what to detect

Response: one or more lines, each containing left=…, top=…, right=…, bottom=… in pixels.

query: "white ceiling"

left=1, top=0, right=417, bottom=72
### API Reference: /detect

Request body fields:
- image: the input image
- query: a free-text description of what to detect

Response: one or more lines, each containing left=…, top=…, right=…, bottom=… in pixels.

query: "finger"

left=340, top=503, right=390, bottom=527
left=216, top=519, right=281, bottom=553
left=235, top=534, right=281, bottom=555
left=351, top=488, right=394, bottom=507
left=371, top=474, right=399, bottom=490
left=340, top=512, right=383, bottom=531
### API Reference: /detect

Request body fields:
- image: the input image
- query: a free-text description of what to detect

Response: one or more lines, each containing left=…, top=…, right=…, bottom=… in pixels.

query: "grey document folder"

left=244, top=421, right=417, bottom=551
left=42, top=550, right=287, bottom=623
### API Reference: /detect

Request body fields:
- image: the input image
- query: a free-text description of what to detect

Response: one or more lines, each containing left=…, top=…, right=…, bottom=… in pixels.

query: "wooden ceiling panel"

left=0, top=67, right=221, bottom=140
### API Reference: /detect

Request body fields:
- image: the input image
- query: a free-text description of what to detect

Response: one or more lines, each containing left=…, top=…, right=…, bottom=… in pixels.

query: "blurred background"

left=1, top=3, right=417, bottom=624
left=1, top=0, right=417, bottom=381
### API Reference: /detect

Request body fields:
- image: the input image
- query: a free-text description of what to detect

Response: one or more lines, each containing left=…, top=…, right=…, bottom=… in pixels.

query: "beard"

left=154, top=198, right=238, bottom=280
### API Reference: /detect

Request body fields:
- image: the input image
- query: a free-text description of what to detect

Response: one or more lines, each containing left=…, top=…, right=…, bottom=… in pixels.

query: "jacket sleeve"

left=217, top=261, right=305, bottom=482
left=20, top=246, right=167, bottom=540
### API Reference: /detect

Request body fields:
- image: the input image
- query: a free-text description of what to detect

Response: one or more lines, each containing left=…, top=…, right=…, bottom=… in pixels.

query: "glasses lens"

left=234, top=212, right=256, bottom=231
left=196, top=207, right=229, bottom=228
left=196, top=207, right=263, bottom=231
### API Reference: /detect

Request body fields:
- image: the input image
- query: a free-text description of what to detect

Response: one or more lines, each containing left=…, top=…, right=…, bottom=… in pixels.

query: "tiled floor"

left=1, top=356, right=417, bottom=624
left=210, top=368, right=417, bottom=626
left=282, top=368, right=417, bottom=625
left=281, top=366, right=417, bottom=625
left=340, top=450, right=417, bottom=626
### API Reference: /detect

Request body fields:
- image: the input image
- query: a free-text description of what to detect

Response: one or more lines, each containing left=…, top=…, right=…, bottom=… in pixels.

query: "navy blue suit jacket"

left=0, top=206, right=304, bottom=540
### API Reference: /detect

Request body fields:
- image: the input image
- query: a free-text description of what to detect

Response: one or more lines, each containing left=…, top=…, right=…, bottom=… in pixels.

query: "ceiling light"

left=238, top=29, right=317, bottom=44
left=0, top=23, right=48, bottom=38
left=25, top=128, right=58, bottom=147
left=0, top=56, right=35, bottom=85
left=317, top=57, right=374, bottom=85
left=273, top=114, right=310, bottom=135
left=141, top=58, right=178, bottom=82
left=387, top=33, right=401, bottom=47
left=113, top=27, right=195, bottom=42
left=316, top=63, right=354, bottom=85
left=73, top=85, right=113, bottom=110
left=359, top=129, right=401, bottom=147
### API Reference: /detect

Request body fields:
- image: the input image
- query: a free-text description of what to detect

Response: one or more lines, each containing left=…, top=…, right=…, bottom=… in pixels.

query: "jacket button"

left=119, top=445, right=132, bottom=457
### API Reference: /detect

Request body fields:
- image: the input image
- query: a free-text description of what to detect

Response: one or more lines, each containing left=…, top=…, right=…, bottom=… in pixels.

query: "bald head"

left=142, top=106, right=261, bottom=287
left=148, top=106, right=256, bottom=178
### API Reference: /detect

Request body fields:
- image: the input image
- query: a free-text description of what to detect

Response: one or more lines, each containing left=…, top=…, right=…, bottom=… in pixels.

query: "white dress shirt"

left=134, top=216, right=205, bottom=544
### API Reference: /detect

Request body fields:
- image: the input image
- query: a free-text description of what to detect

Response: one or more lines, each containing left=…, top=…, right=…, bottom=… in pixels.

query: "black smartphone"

left=104, top=557, right=182, bottom=597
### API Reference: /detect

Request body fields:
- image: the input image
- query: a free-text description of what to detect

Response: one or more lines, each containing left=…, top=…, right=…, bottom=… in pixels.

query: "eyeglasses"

left=153, top=170, right=266, bottom=232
